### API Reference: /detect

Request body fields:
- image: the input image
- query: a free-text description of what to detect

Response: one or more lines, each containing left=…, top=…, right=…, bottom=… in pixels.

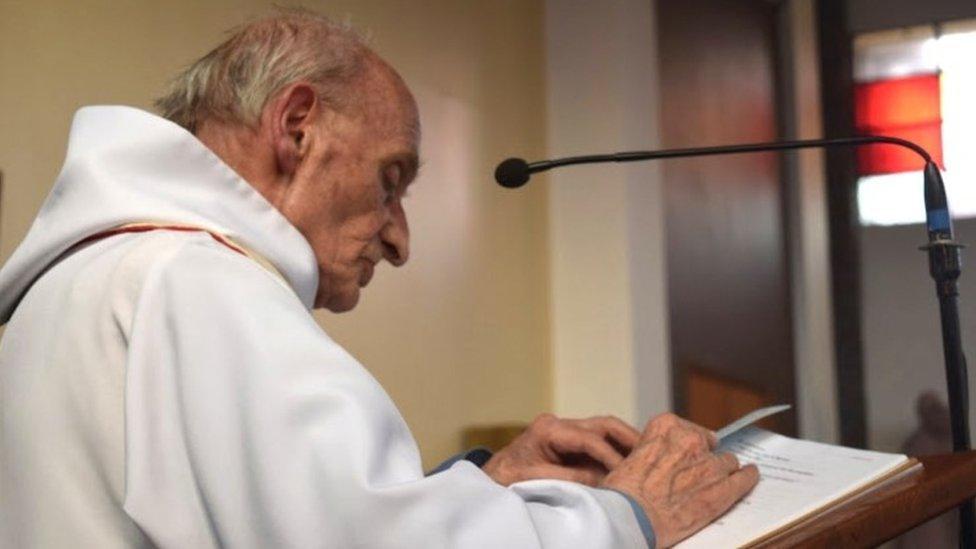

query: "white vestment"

left=0, top=107, right=649, bottom=548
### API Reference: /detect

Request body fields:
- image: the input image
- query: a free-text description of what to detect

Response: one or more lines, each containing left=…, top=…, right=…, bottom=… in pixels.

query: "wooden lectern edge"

left=748, top=458, right=922, bottom=547
left=754, top=451, right=976, bottom=548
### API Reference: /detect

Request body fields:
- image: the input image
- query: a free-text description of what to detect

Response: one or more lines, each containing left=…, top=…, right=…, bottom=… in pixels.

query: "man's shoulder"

left=97, top=229, right=308, bottom=328
left=124, top=230, right=292, bottom=295
left=9, top=228, right=302, bottom=349
left=69, top=229, right=295, bottom=310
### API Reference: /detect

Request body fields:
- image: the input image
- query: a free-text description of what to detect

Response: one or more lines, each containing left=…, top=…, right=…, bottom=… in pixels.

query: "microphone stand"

left=496, top=135, right=974, bottom=546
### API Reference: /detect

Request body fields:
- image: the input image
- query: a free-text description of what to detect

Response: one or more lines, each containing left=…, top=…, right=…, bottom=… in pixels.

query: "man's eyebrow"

left=387, top=152, right=421, bottom=182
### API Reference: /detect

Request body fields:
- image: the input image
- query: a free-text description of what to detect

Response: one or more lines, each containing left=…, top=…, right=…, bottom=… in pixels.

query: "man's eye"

left=382, top=165, right=403, bottom=199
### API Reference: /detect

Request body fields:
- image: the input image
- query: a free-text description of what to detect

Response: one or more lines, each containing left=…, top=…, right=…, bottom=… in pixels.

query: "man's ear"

left=269, top=83, right=318, bottom=177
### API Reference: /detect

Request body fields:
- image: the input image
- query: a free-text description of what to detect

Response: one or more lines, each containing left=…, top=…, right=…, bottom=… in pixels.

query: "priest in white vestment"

left=0, top=10, right=757, bottom=549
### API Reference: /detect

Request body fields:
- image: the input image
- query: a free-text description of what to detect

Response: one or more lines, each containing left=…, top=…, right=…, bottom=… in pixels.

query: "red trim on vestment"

left=72, top=224, right=248, bottom=257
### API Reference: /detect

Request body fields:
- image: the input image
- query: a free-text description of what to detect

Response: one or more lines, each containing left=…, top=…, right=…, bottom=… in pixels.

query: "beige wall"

left=0, top=0, right=550, bottom=467
left=862, top=219, right=976, bottom=452
left=545, top=0, right=671, bottom=424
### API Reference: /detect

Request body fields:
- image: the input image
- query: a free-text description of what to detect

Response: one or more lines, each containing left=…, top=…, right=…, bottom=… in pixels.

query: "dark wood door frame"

left=659, top=0, right=797, bottom=436
left=816, top=0, right=868, bottom=448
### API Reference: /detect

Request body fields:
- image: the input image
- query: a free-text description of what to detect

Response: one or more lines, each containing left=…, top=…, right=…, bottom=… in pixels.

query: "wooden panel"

left=657, top=0, right=796, bottom=435
left=687, top=368, right=769, bottom=431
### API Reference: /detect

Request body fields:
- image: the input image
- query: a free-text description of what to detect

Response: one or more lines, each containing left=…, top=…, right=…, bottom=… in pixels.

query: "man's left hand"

left=482, top=413, right=640, bottom=487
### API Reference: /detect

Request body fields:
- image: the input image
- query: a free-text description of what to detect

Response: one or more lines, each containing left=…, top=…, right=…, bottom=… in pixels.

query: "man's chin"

left=316, top=288, right=361, bottom=313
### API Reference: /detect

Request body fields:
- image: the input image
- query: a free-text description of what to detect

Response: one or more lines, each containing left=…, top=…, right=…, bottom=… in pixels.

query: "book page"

left=715, top=404, right=791, bottom=440
left=676, top=427, right=908, bottom=548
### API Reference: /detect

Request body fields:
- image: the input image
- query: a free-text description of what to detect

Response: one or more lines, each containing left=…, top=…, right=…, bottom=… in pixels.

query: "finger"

left=627, top=416, right=716, bottom=476
left=628, top=420, right=705, bottom=470
left=670, top=455, right=712, bottom=492
left=666, top=465, right=759, bottom=544
left=582, top=416, right=641, bottom=454
left=529, top=464, right=605, bottom=487
left=691, top=464, right=760, bottom=519
left=549, top=426, right=627, bottom=471
left=640, top=437, right=711, bottom=491
left=717, top=451, right=740, bottom=472
left=663, top=424, right=712, bottom=461
left=632, top=418, right=706, bottom=462
left=673, top=453, right=741, bottom=492
left=672, top=416, right=718, bottom=450
left=641, top=413, right=718, bottom=450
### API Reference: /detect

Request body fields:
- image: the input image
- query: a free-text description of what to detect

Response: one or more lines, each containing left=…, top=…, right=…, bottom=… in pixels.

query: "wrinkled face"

left=282, top=70, right=419, bottom=312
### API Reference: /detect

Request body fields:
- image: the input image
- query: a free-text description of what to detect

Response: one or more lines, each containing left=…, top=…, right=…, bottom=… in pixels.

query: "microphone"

left=495, top=158, right=532, bottom=189
left=497, top=135, right=973, bottom=544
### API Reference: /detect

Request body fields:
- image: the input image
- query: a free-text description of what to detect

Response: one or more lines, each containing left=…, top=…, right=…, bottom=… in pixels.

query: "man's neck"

left=195, top=119, right=287, bottom=208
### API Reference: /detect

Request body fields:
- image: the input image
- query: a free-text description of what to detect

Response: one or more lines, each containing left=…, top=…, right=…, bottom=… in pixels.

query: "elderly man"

left=0, top=10, right=756, bottom=549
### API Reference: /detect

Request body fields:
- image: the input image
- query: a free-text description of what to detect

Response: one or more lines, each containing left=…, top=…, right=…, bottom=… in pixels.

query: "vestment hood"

left=0, top=106, right=319, bottom=321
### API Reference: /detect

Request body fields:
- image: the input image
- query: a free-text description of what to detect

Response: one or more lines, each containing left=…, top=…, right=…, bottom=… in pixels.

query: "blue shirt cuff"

left=427, top=447, right=493, bottom=475
left=605, top=488, right=656, bottom=548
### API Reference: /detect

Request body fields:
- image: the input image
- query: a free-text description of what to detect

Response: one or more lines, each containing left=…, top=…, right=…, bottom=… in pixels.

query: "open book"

left=676, top=407, right=916, bottom=548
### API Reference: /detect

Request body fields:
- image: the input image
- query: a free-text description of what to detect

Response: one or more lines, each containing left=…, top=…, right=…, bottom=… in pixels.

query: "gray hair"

left=155, top=8, right=370, bottom=133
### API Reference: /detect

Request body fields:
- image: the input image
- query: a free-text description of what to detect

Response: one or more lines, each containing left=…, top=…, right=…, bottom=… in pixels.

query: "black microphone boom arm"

left=495, top=135, right=931, bottom=189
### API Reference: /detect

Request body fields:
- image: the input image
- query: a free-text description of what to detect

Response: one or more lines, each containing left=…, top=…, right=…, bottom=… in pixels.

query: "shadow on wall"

left=894, top=392, right=954, bottom=547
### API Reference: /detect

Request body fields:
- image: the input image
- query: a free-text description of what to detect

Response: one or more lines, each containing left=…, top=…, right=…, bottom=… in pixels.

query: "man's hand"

left=601, top=413, right=759, bottom=548
left=483, top=413, right=640, bottom=486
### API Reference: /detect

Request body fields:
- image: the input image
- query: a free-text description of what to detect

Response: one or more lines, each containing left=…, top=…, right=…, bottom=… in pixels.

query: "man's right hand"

left=601, top=413, right=759, bottom=548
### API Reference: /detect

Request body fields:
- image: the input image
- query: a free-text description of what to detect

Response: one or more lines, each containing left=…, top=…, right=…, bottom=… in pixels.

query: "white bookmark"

left=715, top=404, right=792, bottom=441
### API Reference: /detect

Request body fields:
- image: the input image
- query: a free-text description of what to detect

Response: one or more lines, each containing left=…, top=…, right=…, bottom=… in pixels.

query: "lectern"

left=754, top=451, right=976, bottom=547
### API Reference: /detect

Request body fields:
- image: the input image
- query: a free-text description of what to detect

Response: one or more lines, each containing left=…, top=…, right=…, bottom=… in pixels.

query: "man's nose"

left=381, top=202, right=409, bottom=267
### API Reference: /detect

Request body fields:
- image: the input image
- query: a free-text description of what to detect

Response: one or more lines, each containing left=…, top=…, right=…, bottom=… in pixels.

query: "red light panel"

left=854, top=74, right=944, bottom=175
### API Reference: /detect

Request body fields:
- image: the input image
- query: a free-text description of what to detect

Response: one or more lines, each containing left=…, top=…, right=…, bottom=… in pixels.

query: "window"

left=854, top=20, right=976, bottom=226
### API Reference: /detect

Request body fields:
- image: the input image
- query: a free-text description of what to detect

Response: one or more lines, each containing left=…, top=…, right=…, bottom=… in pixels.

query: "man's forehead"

left=381, top=71, right=420, bottom=147
left=389, top=92, right=420, bottom=149
left=368, top=63, right=421, bottom=168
